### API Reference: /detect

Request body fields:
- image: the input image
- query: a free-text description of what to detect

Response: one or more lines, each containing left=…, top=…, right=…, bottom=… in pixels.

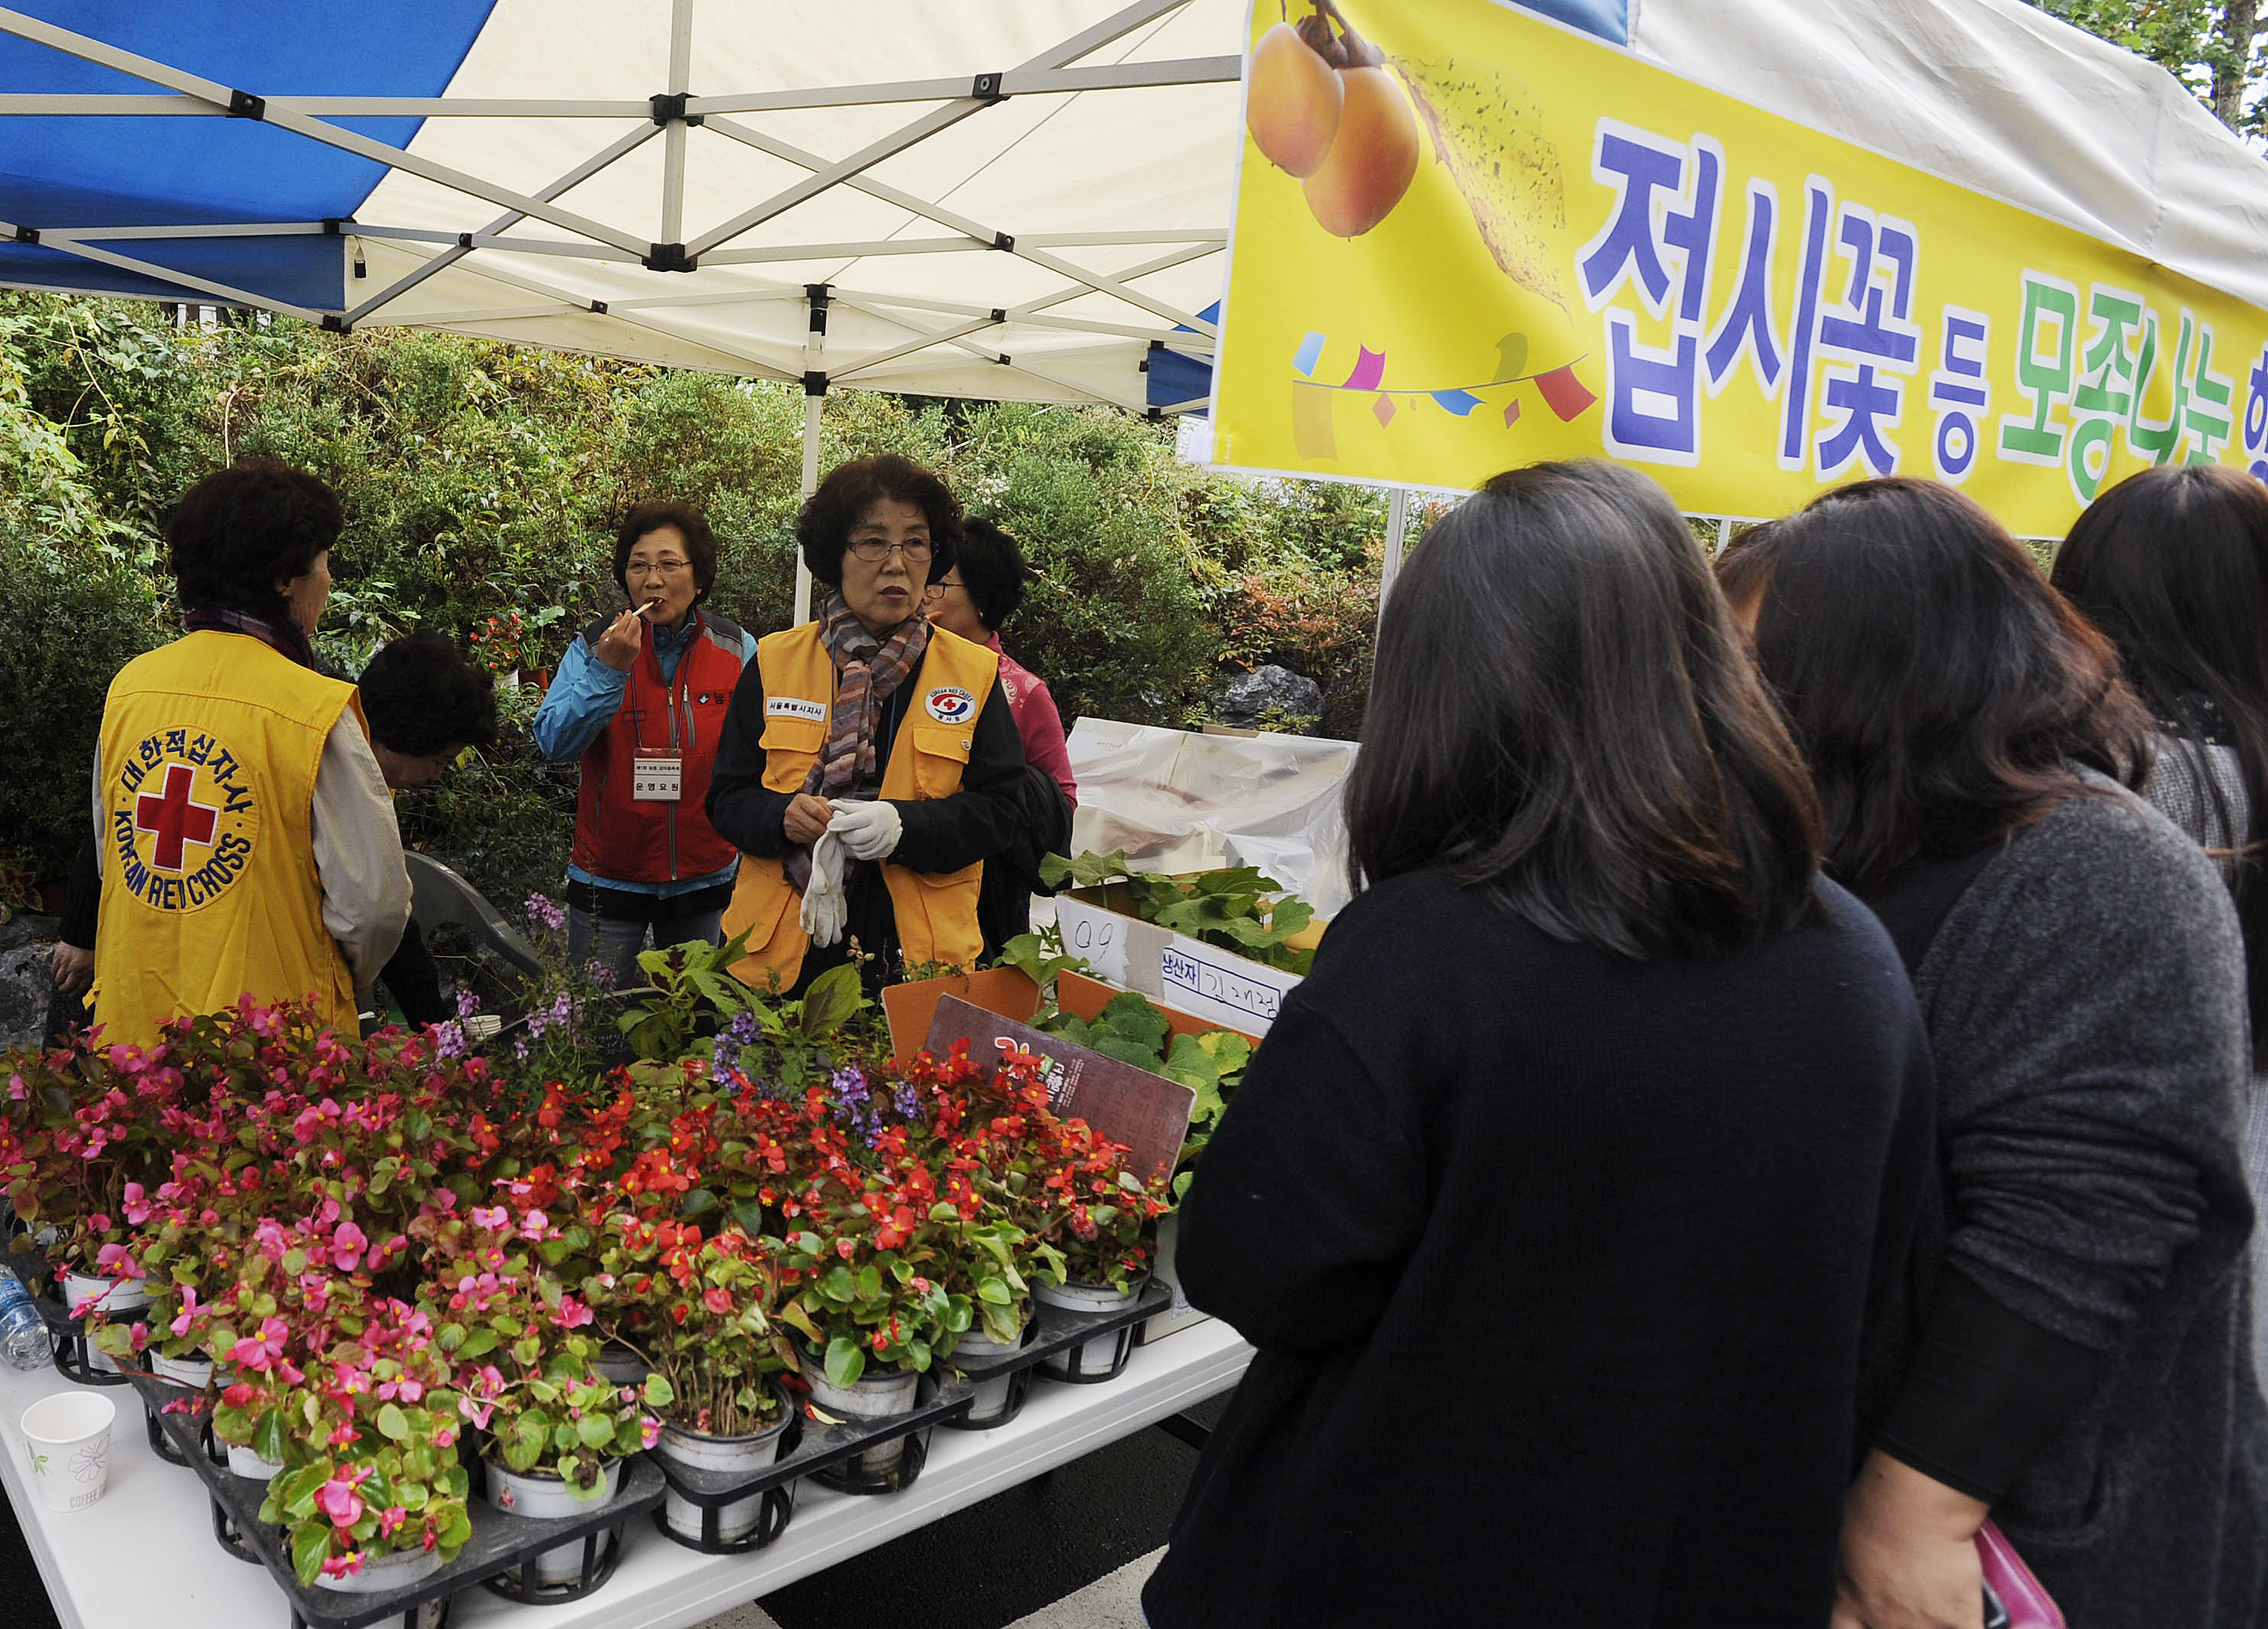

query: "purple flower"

left=455, top=987, right=481, bottom=1020
left=433, top=1022, right=467, bottom=1061
left=892, top=1081, right=920, bottom=1120
left=585, top=960, right=617, bottom=991
left=524, top=893, right=566, bottom=934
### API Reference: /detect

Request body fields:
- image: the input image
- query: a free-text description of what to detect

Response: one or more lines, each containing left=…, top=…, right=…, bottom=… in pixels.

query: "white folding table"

left=0, top=1321, right=1252, bottom=1629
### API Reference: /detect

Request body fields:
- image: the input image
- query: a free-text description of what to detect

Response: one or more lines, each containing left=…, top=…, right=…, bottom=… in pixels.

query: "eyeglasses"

left=628, top=558, right=692, bottom=577
left=847, top=537, right=933, bottom=564
left=922, top=577, right=964, bottom=598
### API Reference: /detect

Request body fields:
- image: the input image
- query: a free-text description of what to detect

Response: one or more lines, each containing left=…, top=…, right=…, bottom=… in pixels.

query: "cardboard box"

left=880, top=966, right=1041, bottom=1065
left=1052, top=876, right=1326, bottom=1035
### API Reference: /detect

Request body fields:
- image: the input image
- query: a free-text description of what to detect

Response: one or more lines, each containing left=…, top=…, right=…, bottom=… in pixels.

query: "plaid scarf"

left=183, top=604, right=319, bottom=670
left=784, top=591, right=931, bottom=891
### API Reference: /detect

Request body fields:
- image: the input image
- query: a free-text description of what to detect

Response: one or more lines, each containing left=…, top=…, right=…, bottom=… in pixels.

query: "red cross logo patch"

left=108, top=728, right=260, bottom=913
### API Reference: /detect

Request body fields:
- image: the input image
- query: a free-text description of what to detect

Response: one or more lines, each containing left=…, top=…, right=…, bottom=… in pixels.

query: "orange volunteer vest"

left=721, top=623, right=1000, bottom=990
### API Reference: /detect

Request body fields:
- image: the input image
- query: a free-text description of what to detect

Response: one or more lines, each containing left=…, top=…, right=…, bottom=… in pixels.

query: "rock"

left=0, top=912, right=60, bottom=957
left=1216, top=665, right=1325, bottom=730
left=0, top=941, right=54, bottom=1053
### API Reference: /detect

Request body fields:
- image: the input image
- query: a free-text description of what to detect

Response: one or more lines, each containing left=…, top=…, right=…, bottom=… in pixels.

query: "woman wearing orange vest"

left=707, top=455, right=1028, bottom=993
left=533, top=502, right=756, bottom=989
left=91, top=460, right=410, bottom=1047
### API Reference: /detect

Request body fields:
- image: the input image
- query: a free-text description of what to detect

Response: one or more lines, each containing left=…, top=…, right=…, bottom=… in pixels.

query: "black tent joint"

left=803, top=371, right=829, bottom=397
left=650, top=92, right=701, bottom=127
left=644, top=243, right=697, bottom=273
left=971, top=73, right=1006, bottom=102
left=226, top=89, right=265, bottom=120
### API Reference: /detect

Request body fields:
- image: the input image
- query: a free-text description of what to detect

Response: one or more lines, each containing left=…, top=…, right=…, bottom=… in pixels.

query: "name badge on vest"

left=632, top=747, right=682, bottom=802
left=766, top=695, right=826, bottom=721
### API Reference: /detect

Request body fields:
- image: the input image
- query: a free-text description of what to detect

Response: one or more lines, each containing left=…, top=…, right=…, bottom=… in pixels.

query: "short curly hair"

left=951, top=517, right=1030, bottom=633
left=358, top=633, right=499, bottom=756
left=613, top=500, right=718, bottom=606
left=169, top=458, right=342, bottom=621
left=797, top=455, right=961, bottom=588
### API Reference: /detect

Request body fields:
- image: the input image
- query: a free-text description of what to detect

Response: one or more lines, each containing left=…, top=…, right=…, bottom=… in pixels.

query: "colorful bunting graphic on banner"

left=1285, top=331, right=1591, bottom=458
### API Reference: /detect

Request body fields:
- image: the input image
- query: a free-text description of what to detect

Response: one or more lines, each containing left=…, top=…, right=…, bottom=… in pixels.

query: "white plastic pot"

left=225, top=1442, right=284, bottom=1481
left=1033, top=1278, right=1147, bottom=1381
left=313, top=1541, right=446, bottom=1595
left=481, top=1454, right=624, bottom=1585
left=948, top=1313, right=1033, bottom=1426
left=804, top=1361, right=919, bottom=1478
left=150, top=1350, right=213, bottom=1390
left=58, top=1271, right=149, bottom=1319
left=655, top=1403, right=792, bottom=1543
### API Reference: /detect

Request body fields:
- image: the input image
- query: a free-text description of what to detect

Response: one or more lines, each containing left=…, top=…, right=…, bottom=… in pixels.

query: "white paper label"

left=632, top=755, right=683, bottom=802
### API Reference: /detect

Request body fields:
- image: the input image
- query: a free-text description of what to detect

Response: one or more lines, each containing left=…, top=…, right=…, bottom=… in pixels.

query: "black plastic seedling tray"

left=132, top=1372, right=666, bottom=1629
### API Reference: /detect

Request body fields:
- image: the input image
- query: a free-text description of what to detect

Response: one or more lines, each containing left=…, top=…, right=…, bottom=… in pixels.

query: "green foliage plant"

left=1041, top=850, right=1318, bottom=974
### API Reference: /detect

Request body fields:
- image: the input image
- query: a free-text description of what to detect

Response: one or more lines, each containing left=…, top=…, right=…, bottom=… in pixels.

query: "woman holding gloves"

left=706, top=455, right=1027, bottom=993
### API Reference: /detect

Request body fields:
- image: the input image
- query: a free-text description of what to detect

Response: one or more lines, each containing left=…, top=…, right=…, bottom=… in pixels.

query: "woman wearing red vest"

left=533, top=502, right=755, bottom=989
left=706, top=455, right=1028, bottom=994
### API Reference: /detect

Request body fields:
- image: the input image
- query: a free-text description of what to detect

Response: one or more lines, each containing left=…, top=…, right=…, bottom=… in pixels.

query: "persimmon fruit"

left=1301, top=55, right=1419, bottom=238
left=1246, top=21, right=1343, bottom=177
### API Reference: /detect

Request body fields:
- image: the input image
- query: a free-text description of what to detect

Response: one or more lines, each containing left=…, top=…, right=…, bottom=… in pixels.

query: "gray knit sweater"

left=1906, top=785, right=2268, bottom=1625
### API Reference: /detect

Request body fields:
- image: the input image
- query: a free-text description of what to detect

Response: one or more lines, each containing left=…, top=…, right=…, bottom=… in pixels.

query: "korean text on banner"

left=1213, top=0, right=2268, bottom=535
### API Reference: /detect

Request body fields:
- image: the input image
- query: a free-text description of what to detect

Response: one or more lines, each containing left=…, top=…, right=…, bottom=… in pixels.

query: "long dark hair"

left=2052, top=461, right=2268, bottom=1059
left=1725, top=477, right=2153, bottom=892
left=1346, top=460, right=1822, bottom=959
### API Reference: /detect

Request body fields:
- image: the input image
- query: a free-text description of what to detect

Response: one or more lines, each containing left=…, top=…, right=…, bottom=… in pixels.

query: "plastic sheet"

left=1064, top=720, right=1359, bottom=917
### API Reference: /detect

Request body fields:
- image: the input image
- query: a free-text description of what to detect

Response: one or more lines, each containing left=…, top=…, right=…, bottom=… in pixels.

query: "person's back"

left=1148, top=869, right=1927, bottom=1626
left=1143, top=461, right=1929, bottom=1629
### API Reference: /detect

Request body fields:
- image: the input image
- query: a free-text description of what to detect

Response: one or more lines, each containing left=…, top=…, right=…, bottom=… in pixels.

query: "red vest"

left=570, top=609, right=747, bottom=885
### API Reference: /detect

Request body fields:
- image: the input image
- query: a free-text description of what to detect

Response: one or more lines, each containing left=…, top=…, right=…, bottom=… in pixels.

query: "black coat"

left=1142, top=869, right=1933, bottom=1629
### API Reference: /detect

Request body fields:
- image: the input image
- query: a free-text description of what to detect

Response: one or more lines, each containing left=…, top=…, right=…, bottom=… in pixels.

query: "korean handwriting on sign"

left=1995, top=272, right=2234, bottom=502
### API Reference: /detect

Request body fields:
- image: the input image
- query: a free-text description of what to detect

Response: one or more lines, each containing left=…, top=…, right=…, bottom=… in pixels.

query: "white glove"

left=799, top=827, right=850, bottom=947
left=827, top=798, right=903, bottom=863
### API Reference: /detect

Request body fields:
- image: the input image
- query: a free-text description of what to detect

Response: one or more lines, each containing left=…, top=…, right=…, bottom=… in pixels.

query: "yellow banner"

left=1211, top=0, right=2268, bottom=533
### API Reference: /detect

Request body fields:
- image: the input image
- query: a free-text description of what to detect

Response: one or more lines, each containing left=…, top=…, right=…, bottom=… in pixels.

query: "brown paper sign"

left=922, top=995, right=1197, bottom=1180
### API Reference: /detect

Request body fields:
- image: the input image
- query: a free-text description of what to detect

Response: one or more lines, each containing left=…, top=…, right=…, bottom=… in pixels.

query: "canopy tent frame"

left=0, top=0, right=1235, bottom=392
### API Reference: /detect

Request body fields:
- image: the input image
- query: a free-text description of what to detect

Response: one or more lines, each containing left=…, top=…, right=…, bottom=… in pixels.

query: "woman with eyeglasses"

left=533, top=500, right=757, bottom=988
left=706, top=455, right=1029, bottom=993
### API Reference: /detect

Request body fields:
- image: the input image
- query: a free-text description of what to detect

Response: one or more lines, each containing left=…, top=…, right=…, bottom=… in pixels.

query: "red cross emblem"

left=134, top=763, right=219, bottom=871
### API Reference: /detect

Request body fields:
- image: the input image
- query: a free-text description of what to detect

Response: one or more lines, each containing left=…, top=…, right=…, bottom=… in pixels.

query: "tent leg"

left=794, top=391, right=821, bottom=624
left=1377, top=487, right=1412, bottom=617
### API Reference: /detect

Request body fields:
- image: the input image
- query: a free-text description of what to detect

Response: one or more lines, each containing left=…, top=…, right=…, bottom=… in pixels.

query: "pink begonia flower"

left=329, top=1221, right=368, bottom=1273
left=276, top=1359, right=305, bottom=1385
left=556, top=1295, right=594, bottom=1330
left=229, top=1316, right=290, bottom=1372
left=319, top=1552, right=364, bottom=1581
left=168, top=1288, right=202, bottom=1339
left=84, top=1213, right=111, bottom=1236
left=221, top=1381, right=257, bottom=1409
left=328, top=1424, right=360, bottom=1449
left=702, top=1287, right=731, bottom=1318
left=252, top=1218, right=289, bottom=1260
left=7, top=1072, right=26, bottom=1101
left=468, top=1206, right=507, bottom=1231
left=457, top=1395, right=496, bottom=1430
left=640, top=1416, right=662, bottom=1450
left=377, top=1375, right=424, bottom=1404
left=94, top=1241, right=147, bottom=1280
left=315, top=1478, right=365, bottom=1530
left=431, top=1423, right=458, bottom=1449
left=520, top=1210, right=549, bottom=1240
left=332, top=1361, right=370, bottom=1396
left=120, top=1183, right=152, bottom=1226
left=378, top=1505, right=407, bottom=1540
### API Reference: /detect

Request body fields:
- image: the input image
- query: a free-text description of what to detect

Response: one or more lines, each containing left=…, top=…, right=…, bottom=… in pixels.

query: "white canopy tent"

left=2, top=0, right=2265, bottom=610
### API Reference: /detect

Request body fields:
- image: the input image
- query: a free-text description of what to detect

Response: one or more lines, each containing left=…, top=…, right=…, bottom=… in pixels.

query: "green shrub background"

left=0, top=294, right=1393, bottom=905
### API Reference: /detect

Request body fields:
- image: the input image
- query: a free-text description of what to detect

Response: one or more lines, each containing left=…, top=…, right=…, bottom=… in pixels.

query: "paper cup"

left=21, top=1392, right=115, bottom=1511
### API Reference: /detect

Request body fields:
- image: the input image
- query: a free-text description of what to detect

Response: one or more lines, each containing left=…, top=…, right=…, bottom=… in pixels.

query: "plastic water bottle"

left=0, top=1271, right=53, bottom=1370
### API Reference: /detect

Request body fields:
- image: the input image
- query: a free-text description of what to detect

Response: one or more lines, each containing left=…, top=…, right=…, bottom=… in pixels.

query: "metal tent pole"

left=794, top=286, right=830, bottom=625
left=1378, top=487, right=1412, bottom=615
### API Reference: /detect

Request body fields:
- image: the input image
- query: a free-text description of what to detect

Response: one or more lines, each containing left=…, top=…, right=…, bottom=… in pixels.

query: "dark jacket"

left=1142, top=869, right=1933, bottom=1629
left=1862, top=788, right=2268, bottom=1627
